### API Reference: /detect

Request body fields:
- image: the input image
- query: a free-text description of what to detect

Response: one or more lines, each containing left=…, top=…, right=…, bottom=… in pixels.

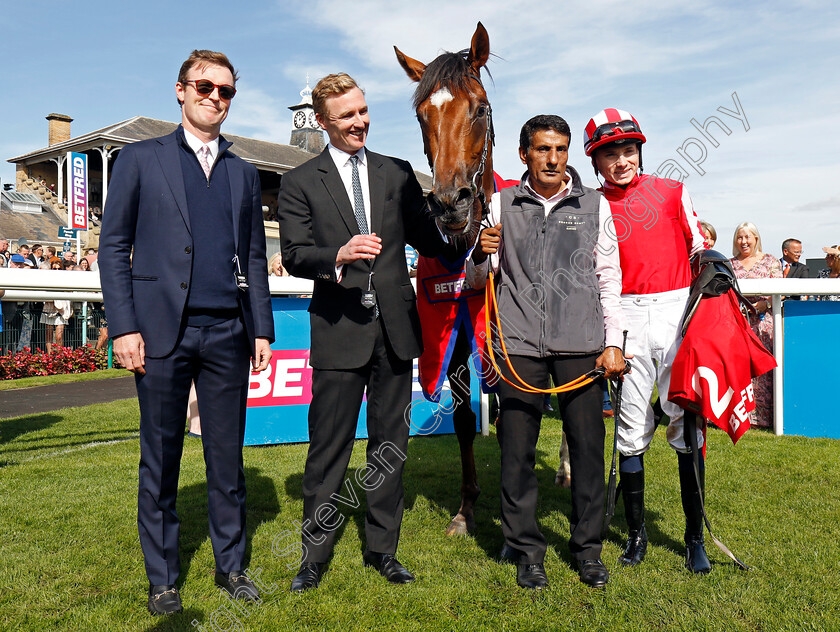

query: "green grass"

left=0, top=369, right=131, bottom=391
left=1, top=399, right=839, bottom=631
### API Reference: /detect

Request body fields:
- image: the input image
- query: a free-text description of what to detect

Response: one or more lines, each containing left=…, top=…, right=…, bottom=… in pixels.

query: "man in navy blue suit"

left=100, top=50, right=274, bottom=616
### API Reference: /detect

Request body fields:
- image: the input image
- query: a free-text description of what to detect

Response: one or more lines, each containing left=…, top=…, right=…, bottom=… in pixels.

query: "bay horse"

left=395, top=22, right=493, bottom=535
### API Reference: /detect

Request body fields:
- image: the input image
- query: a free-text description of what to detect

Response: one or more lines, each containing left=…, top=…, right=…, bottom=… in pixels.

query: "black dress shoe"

left=147, top=584, right=182, bottom=616
left=290, top=562, right=325, bottom=593
left=516, top=563, right=548, bottom=589
left=498, top=544, right=523, bottom=565
left=363, top=551, right=415, bottom=584
left=577, top=558, right=609, bottom=588
left=215, top=570, right=260, bottom=601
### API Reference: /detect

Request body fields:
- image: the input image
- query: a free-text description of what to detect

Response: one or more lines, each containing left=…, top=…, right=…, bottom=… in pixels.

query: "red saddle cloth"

left=416, top=253, right=489, bottom=401
left=415, top=172, right=517, bottom=401
left=669, top=290, right=776, bottom=444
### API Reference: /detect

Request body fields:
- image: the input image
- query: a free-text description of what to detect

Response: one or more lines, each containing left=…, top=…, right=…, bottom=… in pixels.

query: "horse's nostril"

left=427, top=193, right=444, bottom=215
left=456, top=187, right=473, bottom=204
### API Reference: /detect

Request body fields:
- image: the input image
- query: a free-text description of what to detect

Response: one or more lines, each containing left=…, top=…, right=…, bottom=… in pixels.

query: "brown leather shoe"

left=363, top=551, right=415, bottom=584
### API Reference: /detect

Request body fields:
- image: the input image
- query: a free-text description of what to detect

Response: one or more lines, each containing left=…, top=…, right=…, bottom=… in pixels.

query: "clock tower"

left=289, top=77, right=325, bottom=154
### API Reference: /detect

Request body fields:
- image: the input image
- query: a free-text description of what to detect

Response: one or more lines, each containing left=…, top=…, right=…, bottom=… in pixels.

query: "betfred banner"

left=244, top=296, right=481, bottom=445
left=67, top=151, right=88, bottom=230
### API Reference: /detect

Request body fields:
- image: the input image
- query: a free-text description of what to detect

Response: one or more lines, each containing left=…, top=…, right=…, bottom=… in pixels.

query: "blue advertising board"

left=783, top=300, right=840, bottom=439
left=244, top=296, right=481, bottom=445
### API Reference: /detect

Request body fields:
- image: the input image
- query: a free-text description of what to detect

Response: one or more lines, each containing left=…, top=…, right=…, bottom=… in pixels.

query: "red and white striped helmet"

left=583, top=108, right=646, bottom=156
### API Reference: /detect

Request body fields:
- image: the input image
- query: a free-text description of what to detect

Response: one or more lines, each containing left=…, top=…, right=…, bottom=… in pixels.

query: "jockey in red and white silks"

left=602, top=173, right=706, bottom=455
left=585, top=107, right=712, bottom=574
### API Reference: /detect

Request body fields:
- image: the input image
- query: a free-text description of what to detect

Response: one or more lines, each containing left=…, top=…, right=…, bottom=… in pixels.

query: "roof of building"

left=8, top=115, right=434, bottom=187
left=1, top=191, right=48, bottom=209
left=1, top=193, right=64, bottom=244
left=8, top=116, right=319, bottom=173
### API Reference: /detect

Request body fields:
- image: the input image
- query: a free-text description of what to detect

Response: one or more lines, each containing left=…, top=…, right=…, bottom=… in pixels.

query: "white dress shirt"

left=328, top=144, right=373, bottom=281
left=182, top=127, right=220, bottom=167
left=327, top=144, right=372, bottom=232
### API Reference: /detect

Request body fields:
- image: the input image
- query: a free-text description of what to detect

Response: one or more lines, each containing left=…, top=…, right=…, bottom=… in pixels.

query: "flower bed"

left=0, top=346, right=108, bottom=380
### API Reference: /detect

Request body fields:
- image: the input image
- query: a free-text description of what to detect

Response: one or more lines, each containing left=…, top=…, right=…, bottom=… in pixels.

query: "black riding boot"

left=618, top=469, right=647, bottom=566
left=678, top=451, right=711, bottom=574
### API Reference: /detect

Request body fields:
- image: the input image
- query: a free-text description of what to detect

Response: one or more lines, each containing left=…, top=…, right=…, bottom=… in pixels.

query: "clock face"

left=293, top=111, right=306, bottom=128
left=308, top=111, right=319, bottom=129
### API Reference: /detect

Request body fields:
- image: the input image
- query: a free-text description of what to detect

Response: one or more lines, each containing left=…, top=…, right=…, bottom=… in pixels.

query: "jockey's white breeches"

left=616, top=287, right=704, bottom=456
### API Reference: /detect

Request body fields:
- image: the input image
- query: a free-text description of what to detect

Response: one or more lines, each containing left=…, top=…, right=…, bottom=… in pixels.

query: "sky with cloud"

left=1, top=0, right=838, bottom=259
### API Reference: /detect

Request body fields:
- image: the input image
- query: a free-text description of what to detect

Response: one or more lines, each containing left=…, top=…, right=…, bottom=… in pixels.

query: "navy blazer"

left=100, top=128, right=274, bottom=358
left=277, top=148, right=452, bottom=370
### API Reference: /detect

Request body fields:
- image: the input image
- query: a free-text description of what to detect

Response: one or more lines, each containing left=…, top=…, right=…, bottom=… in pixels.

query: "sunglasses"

left=590, top=119, right=642, bottom=144
left=184, top=79, right=236, bottom=100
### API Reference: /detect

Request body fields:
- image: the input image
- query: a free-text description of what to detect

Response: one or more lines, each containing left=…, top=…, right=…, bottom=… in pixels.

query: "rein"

left=472, top=103, right=493, bottom=222
left=484, top=271, right=611, bottom=393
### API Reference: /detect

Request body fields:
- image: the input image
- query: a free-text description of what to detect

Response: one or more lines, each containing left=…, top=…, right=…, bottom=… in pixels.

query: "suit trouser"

left=301, top=319, right=412, bottom=563
left=135, top=317, right=251, bottom=585
left=498, top=353, right=605, bottom=564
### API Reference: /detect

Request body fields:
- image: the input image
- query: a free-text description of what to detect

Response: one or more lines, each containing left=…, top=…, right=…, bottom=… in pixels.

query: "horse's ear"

left=394, top=46, right=426, bottom=83
left=467, top=22, right=490, bottom=70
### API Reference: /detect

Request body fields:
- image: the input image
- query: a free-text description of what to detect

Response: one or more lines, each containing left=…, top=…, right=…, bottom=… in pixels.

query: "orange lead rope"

left=484, top=271, right=604, bottom=394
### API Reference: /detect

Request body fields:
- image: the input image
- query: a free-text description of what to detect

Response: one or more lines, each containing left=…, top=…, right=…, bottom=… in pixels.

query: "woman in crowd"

left=729, top=222, right=782, bottom=428
left=40, top=258, right=72, bottom=352
left=818, top=245, right=840, bottom=301
left=74, top=255, right=109, bottom=349
left=699, top=221, right=717, bottom=249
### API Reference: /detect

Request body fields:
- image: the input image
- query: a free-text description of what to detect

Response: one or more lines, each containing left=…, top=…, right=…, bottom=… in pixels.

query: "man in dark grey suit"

left=781, top=238, right=809, bottom=279
left=781, top=238, right=809, bottom=300
left=100, top=50, right=273, bottom=615
left=278, top=73, right=458, bottom=592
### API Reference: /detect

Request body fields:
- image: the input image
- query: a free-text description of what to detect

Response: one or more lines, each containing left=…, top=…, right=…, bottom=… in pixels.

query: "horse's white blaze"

left=429, top=87, right=454, bottom=107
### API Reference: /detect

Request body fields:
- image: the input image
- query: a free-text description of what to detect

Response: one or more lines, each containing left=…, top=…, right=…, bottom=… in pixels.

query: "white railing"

left=4, top=270, right=840, bottom=436
left=0, top=269, right=313, bottom=299
left=738, top=278, right=840, bottom=436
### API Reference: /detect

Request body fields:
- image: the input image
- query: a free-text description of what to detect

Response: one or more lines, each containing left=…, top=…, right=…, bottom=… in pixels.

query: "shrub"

left=0, top=345, right=108, bottom=380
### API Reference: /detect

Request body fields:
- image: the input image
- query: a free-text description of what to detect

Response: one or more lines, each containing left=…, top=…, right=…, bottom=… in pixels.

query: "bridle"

left=471, top=101, right=494, bottom=224
left=421, top=73, right=495, bottom=227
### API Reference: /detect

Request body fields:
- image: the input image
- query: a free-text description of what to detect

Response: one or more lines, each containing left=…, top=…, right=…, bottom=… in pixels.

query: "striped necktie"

left=350, top=155, right=368, bottom=234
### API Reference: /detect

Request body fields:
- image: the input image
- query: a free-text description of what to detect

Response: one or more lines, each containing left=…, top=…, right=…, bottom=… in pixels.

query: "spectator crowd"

left=0, top=240, right=107, bottom=354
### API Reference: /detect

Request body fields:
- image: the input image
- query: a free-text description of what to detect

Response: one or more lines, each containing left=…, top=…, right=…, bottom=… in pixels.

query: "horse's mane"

left=413, top=49, right=486, bottom=109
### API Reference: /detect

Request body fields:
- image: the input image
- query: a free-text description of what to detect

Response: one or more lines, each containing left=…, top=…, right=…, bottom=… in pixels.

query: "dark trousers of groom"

left=498, top=353, right=605, bottom=565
